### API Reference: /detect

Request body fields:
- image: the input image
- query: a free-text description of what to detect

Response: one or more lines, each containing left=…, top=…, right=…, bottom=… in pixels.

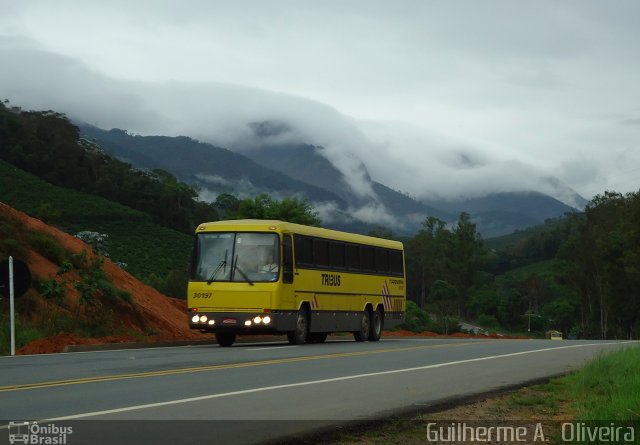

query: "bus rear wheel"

left=369, top=308, right=383, bottom=342
left=287, top=309, right=309, bottom=345
left=216, top=332, right=236, bottom=347
left=353, top=310, right=371, bottom=342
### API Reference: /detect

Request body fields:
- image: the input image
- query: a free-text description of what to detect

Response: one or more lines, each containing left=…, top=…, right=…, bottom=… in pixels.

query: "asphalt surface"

left=0, top=337, right=637, bottom=445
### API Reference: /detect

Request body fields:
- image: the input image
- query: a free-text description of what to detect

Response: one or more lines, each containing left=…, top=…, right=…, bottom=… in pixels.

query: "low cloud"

left=0, top=38, right=606, bottom=206
left=195, top=174, right=230, bottom=186
left=347, top=203, right=400, bottom=228
left=620, top=117, right=640, bottom=127
left=197, top=188, right=220, bottom=204
left=312, top=201, right=341, bottom=224
left=314, top=201, right=400, bottom=228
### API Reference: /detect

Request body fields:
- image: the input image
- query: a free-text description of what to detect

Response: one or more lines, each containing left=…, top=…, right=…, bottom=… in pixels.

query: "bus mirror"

left=283, top=270, right=294, bottom=283
left=283, top=235, right=294, bottom=284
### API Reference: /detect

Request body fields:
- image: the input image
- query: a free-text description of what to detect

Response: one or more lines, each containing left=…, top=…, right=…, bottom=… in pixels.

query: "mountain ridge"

left=77, top=124, right=345, bottom=205
left=78, top=122, right=582, bottom=237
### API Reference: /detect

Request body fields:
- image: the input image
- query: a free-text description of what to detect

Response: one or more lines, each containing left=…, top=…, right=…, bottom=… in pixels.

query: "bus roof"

left=196, top=219, right=404, bottom=250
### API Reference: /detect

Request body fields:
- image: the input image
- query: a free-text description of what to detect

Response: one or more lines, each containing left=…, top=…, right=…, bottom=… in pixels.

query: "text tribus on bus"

left=187, top=220, right=406, bottom=346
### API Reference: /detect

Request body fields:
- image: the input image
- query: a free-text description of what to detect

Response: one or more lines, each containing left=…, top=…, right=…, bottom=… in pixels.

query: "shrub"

left=0, top=238, right=27, bottom=259
left=476, top=313, right=502, bottom=331
left=399, top=300, right=432, bottom=333
left=118, top=289, right=133, bottom=303
left=37, top=279, right=66, bottom=301
left=28, top=232, right=67, bottom=265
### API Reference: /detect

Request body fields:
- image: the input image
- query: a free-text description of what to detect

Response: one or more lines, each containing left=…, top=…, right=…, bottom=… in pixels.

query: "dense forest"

left=401, top=192, right=640, bottom=340
left=1, top=101, right=638, bottom=340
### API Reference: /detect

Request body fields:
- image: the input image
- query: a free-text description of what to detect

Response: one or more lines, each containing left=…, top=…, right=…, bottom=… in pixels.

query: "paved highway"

left=0, top=338, right=637, bottom=444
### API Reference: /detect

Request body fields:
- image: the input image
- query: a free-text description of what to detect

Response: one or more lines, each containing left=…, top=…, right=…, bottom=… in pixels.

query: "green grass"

left=562, top=346, right=640, bottom=421
left=0, top=312, right=47, bottom=355
left=0, top=160, right=193, bottom=280
left=319, top=346, right=640, bottom=445
left=507, top=347, right=640, bottom=422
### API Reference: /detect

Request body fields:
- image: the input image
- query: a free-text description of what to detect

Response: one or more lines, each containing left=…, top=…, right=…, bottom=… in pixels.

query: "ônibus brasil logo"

left=8, top=421, right=73, bottom=444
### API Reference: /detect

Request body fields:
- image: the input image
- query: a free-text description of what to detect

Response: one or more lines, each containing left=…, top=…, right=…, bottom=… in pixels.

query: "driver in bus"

left=260, top=254, right=279, bottom=273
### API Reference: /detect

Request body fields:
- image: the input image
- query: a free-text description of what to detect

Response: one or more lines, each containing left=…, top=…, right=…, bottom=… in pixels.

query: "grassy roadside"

left=310, top=345, right=640, bottom=445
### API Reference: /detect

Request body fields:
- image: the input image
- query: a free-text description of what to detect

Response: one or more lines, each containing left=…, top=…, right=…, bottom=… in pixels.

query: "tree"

left=429, top=280, right=459, bottom=334
left=450, top=212, right=485, bottom=315
left=214, top=193, right=241, bottom=219
left=558, top=191, right=640, bottom=339
left=270, top=197, right=321, bottom=226
left=235, top=193, right=321, bottom=226
left=405, top=216, right=451, bottom=308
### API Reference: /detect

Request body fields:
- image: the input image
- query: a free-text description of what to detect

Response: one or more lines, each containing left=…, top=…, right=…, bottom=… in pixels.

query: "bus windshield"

left=193, top=232, right=280, bottom=283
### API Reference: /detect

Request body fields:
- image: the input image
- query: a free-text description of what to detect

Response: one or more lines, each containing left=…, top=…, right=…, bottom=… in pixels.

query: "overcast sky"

left=1, top=0, right=639, bottom=202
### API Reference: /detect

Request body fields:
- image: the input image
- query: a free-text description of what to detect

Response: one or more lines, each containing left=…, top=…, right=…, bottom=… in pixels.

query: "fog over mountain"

left=3, top=1, right=640, bottom=207
left=1, top=38, right=594, bottom=215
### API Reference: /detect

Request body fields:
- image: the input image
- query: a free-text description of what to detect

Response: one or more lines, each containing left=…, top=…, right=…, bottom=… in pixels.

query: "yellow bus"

left=187, top=220, right=406, bottom=346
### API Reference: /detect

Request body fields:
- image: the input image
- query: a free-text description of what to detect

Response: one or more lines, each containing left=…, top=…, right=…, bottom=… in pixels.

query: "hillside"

left=0, top=104, right=220, bottom=235
left=426, top=192, right=578, bottom=238
left=79, top=120, right=582, bottom=237
left=0, top=202, right=206, bottom=354
left=247, top=143, right=450, bottom=219
left=77, top=123, right=345, bottom=205
left=0, top=160, right=193, bottom=287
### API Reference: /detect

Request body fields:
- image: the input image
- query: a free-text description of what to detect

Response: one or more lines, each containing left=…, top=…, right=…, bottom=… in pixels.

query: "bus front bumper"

left=188, top=311, right=296, bottom=333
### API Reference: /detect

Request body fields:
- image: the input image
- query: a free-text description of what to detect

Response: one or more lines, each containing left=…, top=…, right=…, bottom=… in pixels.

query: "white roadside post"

left=9, top=256, right=16, bottom=356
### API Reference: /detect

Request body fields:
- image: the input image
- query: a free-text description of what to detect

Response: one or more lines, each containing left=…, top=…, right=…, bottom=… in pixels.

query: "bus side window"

left=346, top=244, right=360, bottom=272
left=375, top=248, right=389, bottom=274
left=294, top=235, right=313, bottom=267
left=361, top=247, right=375, bottom=272
left=389, top=250, right=404, bottom=276
left=330, top=242, right=346, bottom=270
left=314, top=239, right=330, bottom=267
left=283, top=235, right=294, bottom=283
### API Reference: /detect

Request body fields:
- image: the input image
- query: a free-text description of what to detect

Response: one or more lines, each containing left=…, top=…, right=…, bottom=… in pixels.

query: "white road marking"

left=26, top=341, right=637, bottom=423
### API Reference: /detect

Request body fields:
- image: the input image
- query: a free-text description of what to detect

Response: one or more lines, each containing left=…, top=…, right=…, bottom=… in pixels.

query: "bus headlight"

left=199, top=315, right=208, bottom=323
left=263, top=316, right=271, bottom=324
left=191, top=315, right=200, bottom=323
left=244, top=320, right=252, bottom=326
left=253, top=316, right=262, bottom=324
left=208, top=320, right=215, bottom=326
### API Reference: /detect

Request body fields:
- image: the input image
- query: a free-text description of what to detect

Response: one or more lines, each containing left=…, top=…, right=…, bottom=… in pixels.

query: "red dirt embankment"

left=1, top=203, right=206, bottom=355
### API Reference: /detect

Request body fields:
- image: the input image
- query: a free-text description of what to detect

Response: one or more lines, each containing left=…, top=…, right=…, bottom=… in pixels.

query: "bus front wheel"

left=354, top=310, right=371, bottom=342
left=216, top=332, right=236, bottom=347
left=287, top=309, right=309, bottom=345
